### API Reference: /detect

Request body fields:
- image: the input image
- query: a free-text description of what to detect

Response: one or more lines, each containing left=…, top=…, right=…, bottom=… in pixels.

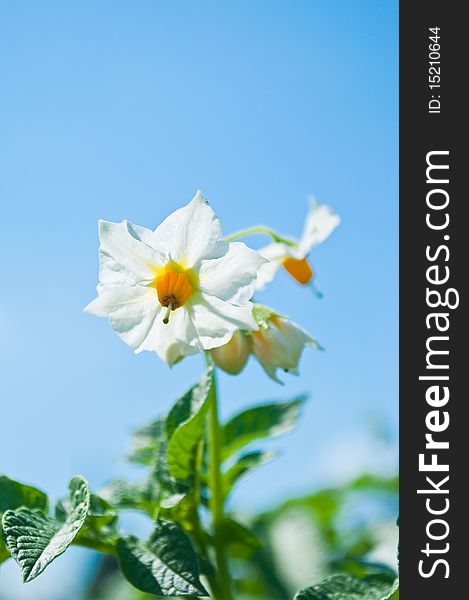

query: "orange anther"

left=282, top=257, right=314, bottom=285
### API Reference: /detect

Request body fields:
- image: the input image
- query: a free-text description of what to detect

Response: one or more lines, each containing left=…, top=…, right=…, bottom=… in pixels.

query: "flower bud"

left=211, top=331, right=252, bottom=375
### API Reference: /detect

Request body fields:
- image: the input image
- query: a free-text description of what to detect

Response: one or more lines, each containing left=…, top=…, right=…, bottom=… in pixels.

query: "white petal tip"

left=83, top=301, right=97, bottom=315
left=193, top=190, right=207, bottom=204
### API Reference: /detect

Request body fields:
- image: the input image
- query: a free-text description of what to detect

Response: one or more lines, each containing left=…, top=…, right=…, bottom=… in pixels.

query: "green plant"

left=1, top=193, right=397, bottom=599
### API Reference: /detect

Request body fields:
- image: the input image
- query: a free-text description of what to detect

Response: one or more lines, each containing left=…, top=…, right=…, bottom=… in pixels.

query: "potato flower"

left=85, top=192, right=266, bottom=365
left=212, top=304, right=320, bottom=383
left=256, top=199, right=340, bottom=290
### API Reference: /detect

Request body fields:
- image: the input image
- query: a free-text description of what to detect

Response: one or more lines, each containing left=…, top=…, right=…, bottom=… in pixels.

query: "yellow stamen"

left=155, top=271, right=193, bottom=321
left=282, top=257, right=314, bottom=285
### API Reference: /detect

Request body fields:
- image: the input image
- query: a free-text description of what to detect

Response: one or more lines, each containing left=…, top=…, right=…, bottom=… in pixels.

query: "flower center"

left=156, top=270, right=193, bottom=324
left=282, top=257, right=314, bottom=285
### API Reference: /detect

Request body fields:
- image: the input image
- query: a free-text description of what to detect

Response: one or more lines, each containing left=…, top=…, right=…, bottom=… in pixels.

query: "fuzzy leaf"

left=74, top=494, right=119, bottom=554
left=166, top=368, right=211, bottom=437
left=0, top=476, right=49, bottom=565
left=222, top=397, right=306, bottom=459
left=126, top=414, right=187, bottom=512
left=127, top=417, right=167, bottom=466
left=0, top=476, right=48, bottom=515
left=221, top=518, right=263, bottom=558
left=116, top=520, right=208, bottom=596
left=167, top=369, right=213, bottom=481
left=160, top=493, right=198, bottom=535
left=100, top=479, right=154, bottom=513
left=223, top=450, right=276, bottom=497
left=384, top=581, right=399, bottom=600
left=2, top=476, right=90, bottom=582
left=295, top=574, right=396, bottom=600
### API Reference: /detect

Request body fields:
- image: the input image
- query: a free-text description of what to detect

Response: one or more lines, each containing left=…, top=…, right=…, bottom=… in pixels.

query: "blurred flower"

left=256, top=199, right=340, bottom=290
left=85, top=192, right=265, bottom=365
left=212, top=304, right=320, bottom=383
left=211, top=330, right=252, bottom=374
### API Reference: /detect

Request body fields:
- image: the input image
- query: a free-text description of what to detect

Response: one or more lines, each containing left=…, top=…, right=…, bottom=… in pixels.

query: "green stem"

left=224, top=225, right=281, bottom=243
left=206, top=355, right=233, bottom=600
left=224, top=225, right=298, bottom=249
left=193, top=441, right=221, bottom=597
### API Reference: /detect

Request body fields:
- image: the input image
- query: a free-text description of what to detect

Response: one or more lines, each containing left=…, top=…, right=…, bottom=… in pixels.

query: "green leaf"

left=2, top=475, right=90, bottom=582
left=383, top=580, right=399, bottom=600
left=56, top=492, right=114, bottom=527
left=222, top=396, right=306, bottom=460
left=221, top=518, right=263, bottom=559
left=167, top=369, right=213, bottom=481
left=166, top=369, right=211, bottom=437
left=331, top=558, right=396, bottom=581
left=72, top=494, right=119, bottom=554
left=116, top=520, right=208, bottom=596
left=153, top=428, right=180, bottom=491
left=100, top=479, right=154, bottom=513
left=349, top=475, right=399, bottom=494
left=0, top=476, right=49, bottom=515
left=0, top=475, right=49, bottom=565
left=133, top=417, right=192, bottom=518
left=160, top=492, right=198, bottom=535
left=294, top=574, right=396, bottom=600
left=126, top=414, right=189, bottom=514
left=87, top=494, right=118, bottom=526
left=151, top=417, right=192, bottom=505
left=0, top=537, right=9, bottom=564
left=223, top=450, right=276, bottom=497
left=127, top=417, right=167, bottom=466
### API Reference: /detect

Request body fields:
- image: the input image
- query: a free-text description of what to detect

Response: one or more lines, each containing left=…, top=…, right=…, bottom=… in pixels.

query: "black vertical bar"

left=400, top=1, right=465, bottom=596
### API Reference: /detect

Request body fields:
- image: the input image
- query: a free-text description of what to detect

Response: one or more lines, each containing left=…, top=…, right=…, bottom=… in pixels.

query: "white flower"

left=211, top=304, right=320, bottom=383
left=256, top=199, right=340, bottom=290
left=251, top=305, right=320, bottom=383
left=85, top=191, right=266, bottom=365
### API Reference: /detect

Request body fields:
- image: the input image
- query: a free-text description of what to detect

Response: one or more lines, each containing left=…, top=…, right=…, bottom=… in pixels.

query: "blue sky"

left=0, top=1, right=397, bottom=596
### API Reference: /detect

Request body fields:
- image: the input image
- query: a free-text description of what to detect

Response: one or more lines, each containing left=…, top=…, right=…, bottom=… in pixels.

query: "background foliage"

left=1, top=379, right=398, bottom=598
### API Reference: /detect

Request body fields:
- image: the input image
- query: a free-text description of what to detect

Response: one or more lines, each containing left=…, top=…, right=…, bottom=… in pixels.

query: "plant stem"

left=224, top=225, right=298, bottom=249
left=206, top=356, right=234, bottom=600
left=224, top=225, right=281, bottom=242
left=193, top=441, right=221, bottom=597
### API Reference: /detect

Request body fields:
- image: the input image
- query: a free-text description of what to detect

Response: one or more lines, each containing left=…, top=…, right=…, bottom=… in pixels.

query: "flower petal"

left=98, top=220, right=164, bottom=287
left=252, top=317, right=318, bottom=382
left=153, top=191, right=224, bottom=268
left=84, top=285, right=159, bottom=350
left=198, top=242, right=266, bottom=304
left=189, top=293, right=257, bottom=350
left=299, top=201, right=340, bottom=255
left=254, top=243, right=289, bottom=291
left=135, top=306, right=201, bottom=365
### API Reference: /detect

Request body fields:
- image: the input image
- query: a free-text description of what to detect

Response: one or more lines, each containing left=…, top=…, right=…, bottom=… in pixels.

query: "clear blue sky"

left=0, top=1, right=397, bottom=595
